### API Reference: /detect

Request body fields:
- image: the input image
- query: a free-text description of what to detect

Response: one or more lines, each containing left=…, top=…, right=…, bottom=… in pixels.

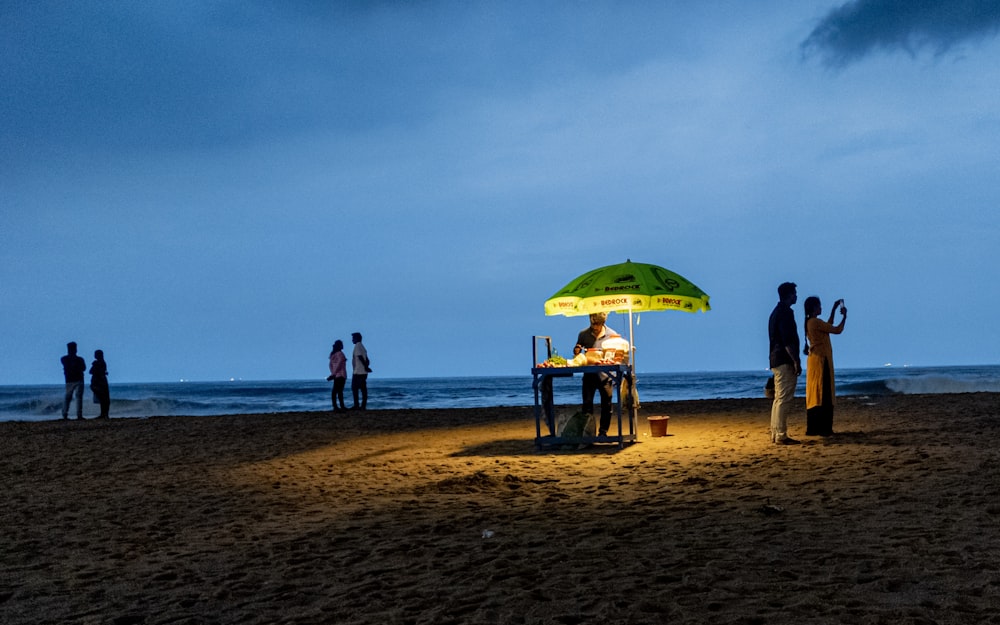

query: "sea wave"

left=835, top=379, right=895, bottom=395
left=839, top=372, right=1000, bottom=396
left=4, top=396, right=67, bottom=416
left=3, top=367, right=998, bottom=421
left=885, top=374, right=1000, bottom=395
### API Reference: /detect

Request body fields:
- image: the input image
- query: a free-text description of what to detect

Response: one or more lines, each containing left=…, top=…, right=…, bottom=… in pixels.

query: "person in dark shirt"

left=61, top=341, right=87, bottom=420
left=768, top=283, right=801, bottom=444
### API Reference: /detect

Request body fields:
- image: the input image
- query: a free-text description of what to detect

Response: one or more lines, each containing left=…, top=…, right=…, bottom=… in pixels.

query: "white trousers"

left=770, top=364, right=797, bottom=441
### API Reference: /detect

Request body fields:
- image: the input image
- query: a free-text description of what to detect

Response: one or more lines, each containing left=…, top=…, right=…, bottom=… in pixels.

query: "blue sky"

left=3, top=0, right=999, bottom=384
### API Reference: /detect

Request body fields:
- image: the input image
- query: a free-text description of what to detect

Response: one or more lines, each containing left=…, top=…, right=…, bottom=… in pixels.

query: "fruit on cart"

left=536, top=353, right=568, bottom=367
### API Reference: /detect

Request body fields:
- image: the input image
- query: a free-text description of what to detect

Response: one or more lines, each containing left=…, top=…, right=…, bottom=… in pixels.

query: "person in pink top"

left=326, top=340, right=348, bottom=414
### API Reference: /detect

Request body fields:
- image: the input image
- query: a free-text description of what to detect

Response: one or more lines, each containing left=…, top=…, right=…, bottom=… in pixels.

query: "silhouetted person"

left=768, top=282, right=801, bottom=444
left=61, top=342, right=87, bottom=420
left=90, top=349, right=110, bottom=419
left=351, top=332, right=371, bottom=410
left=327, top=340, right=348, bottom=413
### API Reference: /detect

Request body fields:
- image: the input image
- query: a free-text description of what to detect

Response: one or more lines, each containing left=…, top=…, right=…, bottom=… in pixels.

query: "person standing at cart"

left=575, top=312, right=621, bottom=438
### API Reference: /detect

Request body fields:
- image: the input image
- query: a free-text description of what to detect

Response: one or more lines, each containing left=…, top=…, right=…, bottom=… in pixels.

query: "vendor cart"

left=532, top=336, right=638, bottom=449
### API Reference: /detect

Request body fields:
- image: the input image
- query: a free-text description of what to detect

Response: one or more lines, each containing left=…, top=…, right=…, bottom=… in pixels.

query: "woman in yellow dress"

left=803, top=296, right=847, bottom=436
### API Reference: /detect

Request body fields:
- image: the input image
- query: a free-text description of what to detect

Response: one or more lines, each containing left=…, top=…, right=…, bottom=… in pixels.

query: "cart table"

left=532, top=364, right=638, bottom=449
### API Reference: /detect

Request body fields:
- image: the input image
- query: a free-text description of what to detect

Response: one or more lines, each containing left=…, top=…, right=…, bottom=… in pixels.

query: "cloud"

left=802, top=0, right=1000, bottom=66
left=0, top=1, right=682, bottom=159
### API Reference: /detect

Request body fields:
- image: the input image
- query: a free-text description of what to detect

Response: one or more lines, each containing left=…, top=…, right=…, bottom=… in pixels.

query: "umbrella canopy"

left=542, top=260, right=709, bottom=420
left=544, top=260, right=711, bottom=317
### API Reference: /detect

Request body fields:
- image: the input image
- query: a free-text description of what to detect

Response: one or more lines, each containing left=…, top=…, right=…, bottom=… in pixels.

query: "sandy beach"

left=2, top=393, right=1000, bottom=624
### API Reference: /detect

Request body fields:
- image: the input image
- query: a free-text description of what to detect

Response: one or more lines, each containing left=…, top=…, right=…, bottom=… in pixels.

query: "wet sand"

left=2, top=393, right=1000, bottom=624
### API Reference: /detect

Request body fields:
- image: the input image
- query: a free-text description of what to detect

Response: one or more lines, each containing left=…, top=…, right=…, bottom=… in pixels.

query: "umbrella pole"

left=627, top=305, right=635, bottom=372
left=628, top=306, right=638, bottom=433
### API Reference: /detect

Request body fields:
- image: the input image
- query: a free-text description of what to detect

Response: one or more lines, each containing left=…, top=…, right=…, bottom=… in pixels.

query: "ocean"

left=2, top=365, right=999, bottom=422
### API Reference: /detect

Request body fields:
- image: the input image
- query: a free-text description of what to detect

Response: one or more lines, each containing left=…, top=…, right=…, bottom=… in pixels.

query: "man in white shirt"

left=575, top=313, right=620, bottom=437
left=351, top=332, right=371, bottom=410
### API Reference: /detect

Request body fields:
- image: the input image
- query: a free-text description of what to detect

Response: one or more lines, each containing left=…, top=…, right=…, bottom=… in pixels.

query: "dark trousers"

left=63, top=381, right=84, bottom=419
left=806, top=360, right=834, bottom=436
left=582, top=372, right=614, bottom=435
left=94, top=387, right=110, bottom=418
left=352, top=374, right=368, bottom=409
left=331, top=377, right=347, bottom=411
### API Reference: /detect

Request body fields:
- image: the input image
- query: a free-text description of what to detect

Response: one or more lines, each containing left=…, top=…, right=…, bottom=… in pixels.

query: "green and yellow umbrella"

left=544, top=259, right=711, bottom=318
left=544, top=259, right=710, bottom=384
left=542, top=259, right=708, bottom=425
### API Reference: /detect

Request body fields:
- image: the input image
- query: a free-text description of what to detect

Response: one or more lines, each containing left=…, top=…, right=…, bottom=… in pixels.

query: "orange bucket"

left=648, top=415, right=670, bottom=437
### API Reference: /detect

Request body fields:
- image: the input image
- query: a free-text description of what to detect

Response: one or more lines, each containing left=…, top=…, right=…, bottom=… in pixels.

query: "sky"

left=3, top=0, right=1000, bottom=384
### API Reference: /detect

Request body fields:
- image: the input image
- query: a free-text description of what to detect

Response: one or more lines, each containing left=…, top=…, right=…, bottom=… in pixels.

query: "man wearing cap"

left=575, top=312, right=620, bottom=438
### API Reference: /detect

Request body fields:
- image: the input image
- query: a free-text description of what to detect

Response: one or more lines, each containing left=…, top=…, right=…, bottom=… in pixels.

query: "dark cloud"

left=802, top=0, right=1000, bottom=66
left=0, top=2, right=414, bottom=154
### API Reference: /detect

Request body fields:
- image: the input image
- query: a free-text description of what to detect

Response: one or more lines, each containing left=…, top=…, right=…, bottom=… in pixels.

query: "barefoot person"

left=803, top=296, right=847, bottom=436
